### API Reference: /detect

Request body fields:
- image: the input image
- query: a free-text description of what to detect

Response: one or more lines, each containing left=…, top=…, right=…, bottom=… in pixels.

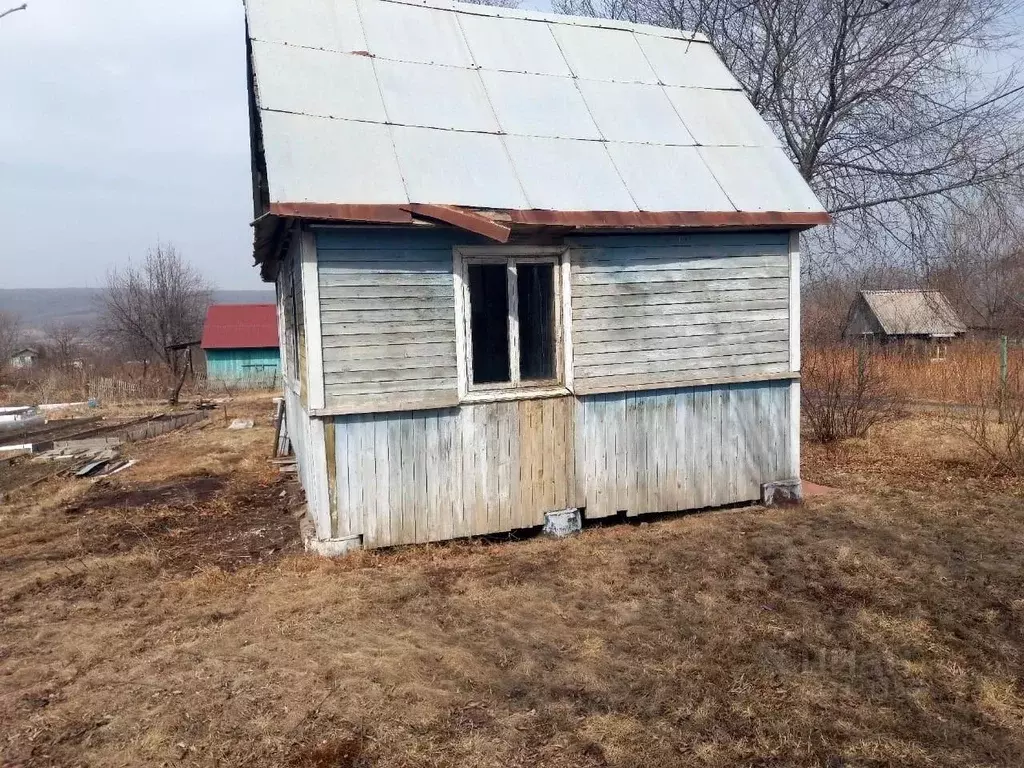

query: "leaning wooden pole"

left=999, top=335, right=1008, bottom=425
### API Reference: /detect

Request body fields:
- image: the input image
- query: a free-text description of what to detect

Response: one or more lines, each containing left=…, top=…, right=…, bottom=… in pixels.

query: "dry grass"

left=2, top=395, right=1024, bottom=767
left=806, top=341, right=1023, bottom=404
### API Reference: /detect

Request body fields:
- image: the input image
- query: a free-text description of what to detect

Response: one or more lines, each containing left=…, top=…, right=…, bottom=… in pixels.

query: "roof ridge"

left=377, top=0, right=708, bottom=42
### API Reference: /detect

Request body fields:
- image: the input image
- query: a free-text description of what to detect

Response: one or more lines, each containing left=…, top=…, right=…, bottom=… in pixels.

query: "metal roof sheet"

left=376, top=59, right=500, bottom=133
left=458, top=13, right=572, bottom=76
left=634, top=34, right=741, bottom=90
left=859, top=291, right=967, bottom=337
left=549, top=23, right=659, bottom=84
left=251, top=43, right=386, bottom=123
left=605, top=143, right=734, bottom=212
left=245, top=0, right=827, bottom=219
left=357, top=0, right=474, bottom=66
left=575, top=79, right=693, bottom=145
left=245, top=0, right=366, bottom=52
left=201, top=304, right=280, bottom=350
left=503, top=136, right=637, bottom=211
left=699, top=146, right=825, bottom=213
left=262, top=112, right=408, bottom=204
left=480, top=70, right=601, bottom=140
left=392, top=126, right=528, bottom=209
left=665, top=87, right=781, bottom=147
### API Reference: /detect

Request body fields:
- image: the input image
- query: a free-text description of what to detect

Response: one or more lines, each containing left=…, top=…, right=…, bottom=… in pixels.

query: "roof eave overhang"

left=253, top=203, right=832, bottom=274
left=267, top=202, right=831, bottom=234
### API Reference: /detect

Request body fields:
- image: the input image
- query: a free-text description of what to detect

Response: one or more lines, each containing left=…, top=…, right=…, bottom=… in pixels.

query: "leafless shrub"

left=802, top=345, right=905, bottom=442
left=949, top=363, right=1024, bottom=475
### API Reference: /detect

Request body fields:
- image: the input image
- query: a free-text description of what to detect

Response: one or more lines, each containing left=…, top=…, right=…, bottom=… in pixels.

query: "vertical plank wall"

left=575, top=379, right=793, bottom=519
left=332, top=397, right=577, bottom=547
left=331, top=380, right=791, bottom=546
left=205, top=348, right=281, bottom=384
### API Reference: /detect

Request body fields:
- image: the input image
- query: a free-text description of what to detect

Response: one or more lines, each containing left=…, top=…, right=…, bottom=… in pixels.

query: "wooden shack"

left=844, top=290, right=967, bottom=349
left=201, top=304, right=281, bottom=386
left=243, top=0, right=830, bottom=551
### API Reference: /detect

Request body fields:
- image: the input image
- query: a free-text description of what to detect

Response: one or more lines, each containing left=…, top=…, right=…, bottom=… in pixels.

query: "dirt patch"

left=65, top=474, right=226, bottom=513
left=0, top=458, right=61, bottom=494
left=59, top=474, right=302, bottom=574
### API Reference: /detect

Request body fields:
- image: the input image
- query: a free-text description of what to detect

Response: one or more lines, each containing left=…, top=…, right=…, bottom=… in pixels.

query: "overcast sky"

left=0, top=1, right=260, bottom=289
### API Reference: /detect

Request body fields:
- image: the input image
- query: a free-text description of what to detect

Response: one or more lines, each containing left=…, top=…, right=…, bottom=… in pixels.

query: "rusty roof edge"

left=263, top=202, right=832, bottom=231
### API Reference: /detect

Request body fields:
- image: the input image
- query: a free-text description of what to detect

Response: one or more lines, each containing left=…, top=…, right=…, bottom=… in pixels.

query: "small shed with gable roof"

left=201, top=304, right=281, bottom=385
left=242, top=0, right=830, bottom=552
left=844, top=290, right=967, bottom=343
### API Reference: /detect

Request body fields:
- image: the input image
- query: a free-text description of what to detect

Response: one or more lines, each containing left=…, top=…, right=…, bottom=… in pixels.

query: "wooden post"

left=271, top=398, right=285, bottom=458
left=999, top=335, right=1008, bottom=425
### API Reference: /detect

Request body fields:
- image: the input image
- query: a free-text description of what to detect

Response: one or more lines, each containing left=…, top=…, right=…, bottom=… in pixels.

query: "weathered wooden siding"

left=576, top=379, right=793, bottom=519
left=292, top=252, right=308, bottom=398
left=283, top=385, right=329, bottom=537
left=205, top=347, right=281, bottom=384
left=317, top=229, right=480, bottom=414
left=332, top=396, right=577, bottom=546
left=331, top=380, right=792, bottom=548
left=570, top=232, right=792, bottom=394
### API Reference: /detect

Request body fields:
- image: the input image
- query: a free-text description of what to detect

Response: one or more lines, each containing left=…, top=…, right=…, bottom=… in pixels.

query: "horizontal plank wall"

left=316, top=228, right=482, bottom=414
left=332, top=397, right=577, bottom=547
left=570, top=232, right=792, bottom=394
left=576, top=379, right=793, bottom=519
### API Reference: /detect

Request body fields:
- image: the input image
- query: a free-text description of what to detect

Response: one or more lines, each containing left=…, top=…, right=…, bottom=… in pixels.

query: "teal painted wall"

left=205, top=347, right=281, bottom=385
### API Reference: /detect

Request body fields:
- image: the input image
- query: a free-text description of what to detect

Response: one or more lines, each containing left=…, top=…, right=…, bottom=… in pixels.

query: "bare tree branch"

left=0, top=4, right=27, bottom=21
left=43, top=321, right=83, bottom=373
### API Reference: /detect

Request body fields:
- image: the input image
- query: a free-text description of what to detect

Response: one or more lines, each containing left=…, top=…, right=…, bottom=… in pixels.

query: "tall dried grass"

left=1, top=367, right=278, bottom=407
left=819, top=340, right=1018, bottom=404
left=807, top=340, right=1024, bottom=472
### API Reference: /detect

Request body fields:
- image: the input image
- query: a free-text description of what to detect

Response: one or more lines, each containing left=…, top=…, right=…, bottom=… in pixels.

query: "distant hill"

left=0, top=288, right=275, bottom=339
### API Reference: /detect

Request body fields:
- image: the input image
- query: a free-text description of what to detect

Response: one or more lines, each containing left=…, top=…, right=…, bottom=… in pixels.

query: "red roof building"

left=201, top=304, right=279, bottom=350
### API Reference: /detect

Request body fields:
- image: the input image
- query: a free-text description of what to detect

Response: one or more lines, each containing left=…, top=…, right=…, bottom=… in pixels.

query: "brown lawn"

left=1, top=394, right=1023, bottom=767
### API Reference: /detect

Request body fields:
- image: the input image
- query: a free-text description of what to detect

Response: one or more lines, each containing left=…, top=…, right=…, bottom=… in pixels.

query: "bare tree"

left=555, top=0, right=1024, bottom=271
left=930, top=191, right=1024, bottom=335
left=98, top=243, right=213, bottom=375
left=43, top=321, right=83, bottom=372
left=0, top=310, right=21, bottom=368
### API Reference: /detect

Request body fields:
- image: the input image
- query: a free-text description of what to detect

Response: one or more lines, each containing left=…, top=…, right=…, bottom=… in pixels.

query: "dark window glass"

left=517, top=262, right=555, bottom=380
left=467, top=263, right=510, bottom=384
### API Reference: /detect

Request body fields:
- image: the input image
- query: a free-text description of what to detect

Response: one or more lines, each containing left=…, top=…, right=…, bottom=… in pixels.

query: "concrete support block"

left=543, top=508, right=582, bottom=538
left=761, top=479, right=803, bottom=506
left=299, top=514, right=362, bottom=557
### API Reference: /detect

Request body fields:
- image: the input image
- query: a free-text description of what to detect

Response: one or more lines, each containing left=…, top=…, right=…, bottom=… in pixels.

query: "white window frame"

left=454, top=246, right=573, bottom=403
